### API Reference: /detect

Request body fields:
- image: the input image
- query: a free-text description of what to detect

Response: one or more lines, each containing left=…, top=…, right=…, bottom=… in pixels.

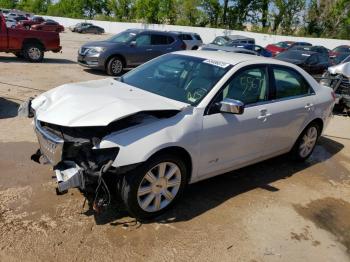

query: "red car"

left=17, top=16, right=45, bottom=29
left=0, top=14, right=61, bottom=62
left=265, top=41, right=295, bottom=56
left=329, top=45, right=350, bottom=61
left=31, top=20, right=64, bottom=33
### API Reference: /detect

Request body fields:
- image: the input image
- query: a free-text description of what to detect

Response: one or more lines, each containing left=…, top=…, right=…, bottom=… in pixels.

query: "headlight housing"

left=86, top=47, right=106, bottom=56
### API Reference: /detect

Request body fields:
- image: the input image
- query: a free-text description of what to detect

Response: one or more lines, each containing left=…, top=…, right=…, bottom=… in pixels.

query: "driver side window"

left=135, top=34, right=151, bottom=46
left=221, top=66, right=269, bottom=105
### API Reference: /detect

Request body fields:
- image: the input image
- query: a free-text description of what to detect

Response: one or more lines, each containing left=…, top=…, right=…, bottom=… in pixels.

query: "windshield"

left=333, top=46, right=350, bottom=53
left=276, top=51, right=311, bottom=61
left=121, top=54, right=232, bottom=106
left=109, top=31, right=137, bottom=43
left=275, top=42, right=292, bottom=48
left=342, top=55, right=350, bottom=64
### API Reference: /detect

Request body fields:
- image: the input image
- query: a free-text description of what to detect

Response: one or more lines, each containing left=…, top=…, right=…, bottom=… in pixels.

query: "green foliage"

left=0, top=0, right=17, bottom=9
left=2, top=0, right=350, bottom=40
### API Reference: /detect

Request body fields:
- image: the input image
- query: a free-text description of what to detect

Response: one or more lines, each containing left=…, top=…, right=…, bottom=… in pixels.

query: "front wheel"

left=106, top=57, right=124, bottom=76
left=23, top=44, right=44, bottom=62
left=120, top=154, right=188, bottom=220
left=291, top=123, right=320, bottom=161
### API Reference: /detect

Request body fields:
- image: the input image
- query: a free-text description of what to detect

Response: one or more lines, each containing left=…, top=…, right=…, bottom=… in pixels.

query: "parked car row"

left=69, top=22, right=105, bottom=34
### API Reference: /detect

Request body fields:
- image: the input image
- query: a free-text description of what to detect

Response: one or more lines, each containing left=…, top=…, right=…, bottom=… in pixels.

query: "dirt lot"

left=0, top=31, right=350, bottom=262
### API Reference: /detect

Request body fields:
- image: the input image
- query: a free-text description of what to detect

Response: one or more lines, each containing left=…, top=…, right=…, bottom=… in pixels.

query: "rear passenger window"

left=273, top=67, right=313, bottom=99
left=182, top=34, right=192, bottom=40
left=194, top=35, right=202, bottom=41
left=167, top=36, right=174, bottom=44
left=151, top=34, right=168, bottom=45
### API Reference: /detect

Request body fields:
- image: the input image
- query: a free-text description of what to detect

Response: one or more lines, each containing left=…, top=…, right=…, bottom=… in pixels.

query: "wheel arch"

left=22, top=38, right=44, bottom=50
left=105, top=54, right=126, bottom=70
left=307, top=118, right=324, bottom=135
left=293, top=117, right=324, bottom=149
left=147, top=146, right=193, bottom=183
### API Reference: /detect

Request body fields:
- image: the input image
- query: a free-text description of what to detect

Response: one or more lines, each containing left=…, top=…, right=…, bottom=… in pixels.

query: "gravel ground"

left=0, top=31, right=349, bottom=262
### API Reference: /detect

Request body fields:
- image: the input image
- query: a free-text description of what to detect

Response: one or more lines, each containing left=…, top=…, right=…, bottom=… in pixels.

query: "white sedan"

left=21, top=51, right=335, bottom=219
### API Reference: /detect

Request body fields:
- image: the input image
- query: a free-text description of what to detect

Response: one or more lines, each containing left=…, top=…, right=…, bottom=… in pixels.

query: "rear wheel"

left=120, top=154, right=188, bottom=220
left=23, top=43, right=44, bottom=63
left=106, top=57, right=124, bottom=76
left=291, top=123, right=320, bottom=161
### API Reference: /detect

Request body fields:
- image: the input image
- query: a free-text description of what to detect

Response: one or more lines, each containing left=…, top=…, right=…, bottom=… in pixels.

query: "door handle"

left=257, top=108, right=271, bottom=121
left=305, top=103, right=314, bottom=110
left=257, top=113, right=271, bottom=119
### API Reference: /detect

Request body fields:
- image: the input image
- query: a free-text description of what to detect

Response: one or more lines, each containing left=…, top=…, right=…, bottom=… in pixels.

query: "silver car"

left=171, top=31, right=203, bottom=50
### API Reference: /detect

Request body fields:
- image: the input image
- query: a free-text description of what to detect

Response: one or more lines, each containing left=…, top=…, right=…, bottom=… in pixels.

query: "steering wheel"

left=186, top=87, right=207, bottom=103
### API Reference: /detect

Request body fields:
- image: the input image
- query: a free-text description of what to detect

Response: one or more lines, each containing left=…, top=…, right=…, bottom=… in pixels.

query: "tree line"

left=1, top=0, right=350, bottom=39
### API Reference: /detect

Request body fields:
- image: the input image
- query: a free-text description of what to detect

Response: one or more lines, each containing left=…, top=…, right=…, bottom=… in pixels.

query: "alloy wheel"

left=28, top=47, right=41, bottom=60
left=111, top=59, right=123, bottom=74
left=137, top=162, right=182, bottom=213
left=299, top=126, right=318, bottom=158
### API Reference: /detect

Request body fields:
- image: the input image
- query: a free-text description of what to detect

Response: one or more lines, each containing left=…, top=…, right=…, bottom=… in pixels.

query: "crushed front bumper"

left=55, top=162, right=85, bottom=193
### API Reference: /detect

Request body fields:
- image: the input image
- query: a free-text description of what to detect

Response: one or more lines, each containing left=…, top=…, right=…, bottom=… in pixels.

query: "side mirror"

left=219, top=98, right=244, bottom=114
left=130, top=41, right=136, bottom=47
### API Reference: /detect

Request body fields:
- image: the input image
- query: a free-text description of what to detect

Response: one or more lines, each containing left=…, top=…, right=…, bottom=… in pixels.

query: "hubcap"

left=299, top=126, right=318, bottom=158
left=111, top=59, right=122, bottom=74
left=28, top=47, right=41, bottom=60
left=137, top=162, right=182, bottom=212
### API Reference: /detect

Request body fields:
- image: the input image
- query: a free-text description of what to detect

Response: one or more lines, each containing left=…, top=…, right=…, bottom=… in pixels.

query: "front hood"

left=33, top=78, right=189, bottom=127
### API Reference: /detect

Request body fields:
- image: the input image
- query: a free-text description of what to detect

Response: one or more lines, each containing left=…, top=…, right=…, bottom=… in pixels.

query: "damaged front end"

left=33, top=118, right=120, bottom=210
left=28, top=110, right=179, bottom=210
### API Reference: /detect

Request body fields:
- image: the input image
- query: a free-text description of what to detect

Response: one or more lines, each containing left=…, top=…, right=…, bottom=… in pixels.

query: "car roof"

left=283, top=50, right=317, bottom=55
left=225, top=35, right=254, bottom=40
left=125, top=29, right=176, bottom=35
left=170, top=31, right=198, bottom=35
left=173, top=50, right=290, bottom=66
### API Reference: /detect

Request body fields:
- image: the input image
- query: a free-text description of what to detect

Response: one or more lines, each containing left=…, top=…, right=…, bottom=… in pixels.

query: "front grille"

left=35, top=119, right=64, bottom=165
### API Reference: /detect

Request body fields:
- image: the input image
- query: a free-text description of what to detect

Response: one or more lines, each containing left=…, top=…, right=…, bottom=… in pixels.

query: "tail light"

left=331, top=90, right=336, bottom=101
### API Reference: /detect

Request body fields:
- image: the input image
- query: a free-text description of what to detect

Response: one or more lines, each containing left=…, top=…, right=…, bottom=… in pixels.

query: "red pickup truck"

left=0, top=14, right=61, bottom=62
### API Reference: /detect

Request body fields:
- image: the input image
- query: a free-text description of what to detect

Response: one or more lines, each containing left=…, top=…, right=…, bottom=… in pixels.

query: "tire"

left=290, top=122, right=320, bottom=161
left=23, top=43, right=44, bottom=63
left=106, top=56, right=124, bottom=76
left=120, top=153, right=188, bottom=220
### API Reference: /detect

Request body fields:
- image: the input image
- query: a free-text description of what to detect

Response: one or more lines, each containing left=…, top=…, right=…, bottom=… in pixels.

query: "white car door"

left=198, top=65, right=272, bottom=178
left=261, top=65, right=317, bottom=155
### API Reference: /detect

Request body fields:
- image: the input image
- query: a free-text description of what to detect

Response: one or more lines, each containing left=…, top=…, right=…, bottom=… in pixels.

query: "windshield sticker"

left=203, top=59, right=230, bottom=68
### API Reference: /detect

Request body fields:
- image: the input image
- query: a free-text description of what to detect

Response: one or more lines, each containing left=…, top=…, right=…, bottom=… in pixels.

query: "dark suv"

left=78, top=29, right=186, bottom=75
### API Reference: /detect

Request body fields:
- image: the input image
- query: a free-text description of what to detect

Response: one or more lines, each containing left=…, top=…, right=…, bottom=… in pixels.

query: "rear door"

left=261, top=65, right=316, bottom=155
left=150, top=33, right=174, bottom=57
